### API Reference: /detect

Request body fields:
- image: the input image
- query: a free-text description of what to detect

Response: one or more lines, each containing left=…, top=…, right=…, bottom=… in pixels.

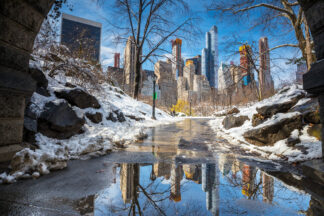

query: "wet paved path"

left=0, top=119, right=323, bottom=215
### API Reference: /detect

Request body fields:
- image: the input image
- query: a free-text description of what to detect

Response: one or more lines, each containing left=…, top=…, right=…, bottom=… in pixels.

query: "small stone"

left=86, top=112, right=102, bottom=124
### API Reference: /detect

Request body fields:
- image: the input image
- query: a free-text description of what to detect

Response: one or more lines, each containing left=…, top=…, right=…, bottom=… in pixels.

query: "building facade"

left=239, top=44, right=253, bottom=86
left=217, top=62, right=233, bottom=94
left=202, top=26, right=219, bottom=88
left=186, top=55, right=202, bottom=75
left=114, top=53, right=120, bottom=68
left=61, top=13, right=101, bottom=62
left=171, top=38, right=183, bottom=78
left=259, top=37, right=274, bottom=97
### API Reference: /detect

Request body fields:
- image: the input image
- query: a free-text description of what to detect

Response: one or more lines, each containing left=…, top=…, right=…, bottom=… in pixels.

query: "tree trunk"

left=133, top=51, right=141, bottom=99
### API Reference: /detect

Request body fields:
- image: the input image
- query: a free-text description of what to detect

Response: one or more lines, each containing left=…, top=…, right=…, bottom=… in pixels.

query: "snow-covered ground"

left=209, top=85, right=322, bottom=162
left=0, top=54, right=178, bottom=184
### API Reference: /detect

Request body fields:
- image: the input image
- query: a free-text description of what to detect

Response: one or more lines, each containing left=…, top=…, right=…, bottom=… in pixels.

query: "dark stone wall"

left=0, top=0, right=54, bottom=161
left=299, top=0, right=324, bottom=158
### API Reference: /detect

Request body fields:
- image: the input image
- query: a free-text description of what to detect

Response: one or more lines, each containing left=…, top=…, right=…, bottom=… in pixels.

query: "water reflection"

left=82, top=155, right=324, bottom=216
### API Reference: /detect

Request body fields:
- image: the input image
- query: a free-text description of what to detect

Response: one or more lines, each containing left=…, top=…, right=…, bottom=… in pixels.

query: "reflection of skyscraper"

left=202, top=163, right=220, bottom=216
left=170, top=164, right=183, bottom=202
left=183, top=164, right=202, bottom=184
left=218, top=154, right=232, bottom=176
left=154, top=162, right=171, bottom=180
left=120, top=164, right=139, bottom=203
left=262, top=172, right=274, bottom=203
left=242, top=164, right=257, bottom=199
left=202, top=26, right=219, bottom=88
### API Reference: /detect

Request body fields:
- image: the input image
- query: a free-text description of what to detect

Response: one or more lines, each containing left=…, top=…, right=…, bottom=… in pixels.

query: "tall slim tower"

left=201, top=26, right=219, bottom=88
left=171, top=38, right=183, bottom=79
left=114, top=53, right=120, bottom=68
left=259, top=37, right=274, bottom=96
left=239, top=44, right=253, bottom=86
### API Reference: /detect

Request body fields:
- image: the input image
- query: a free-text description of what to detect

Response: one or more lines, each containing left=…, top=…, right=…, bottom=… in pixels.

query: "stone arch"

left=299, top=0, right=324, bottom=158
left=0, top=0, right=54, bottom=161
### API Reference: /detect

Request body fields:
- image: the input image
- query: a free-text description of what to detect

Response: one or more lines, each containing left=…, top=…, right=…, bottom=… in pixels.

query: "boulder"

left=222, top=115, right=249, bottom=130
left=290, top=98, right=320, bottom=124
left=227, top=107, right=240, bottom=115
left=106, top=110, right=126, bottom=123
left=86, top=112, right=102, bottom=124
left=114, top=110, right=126, bottom=122
left=55, top=89, right=100, bottom=109
left=256, top=94, right=305, bottom=119
left=287, top=137, right=301, bottom=147
left=65, top=82, right=76, bottom=88
left=23, top=116, right=37, bottom=143
left=37, top=101, right=85, bottom=139
left=29, top=67, right=48, bottom=89
left=243, top=114, right=303, bottom=146
left=252, top=114, right=266, bottom=127
left=106, top=112, right=117, bottom=122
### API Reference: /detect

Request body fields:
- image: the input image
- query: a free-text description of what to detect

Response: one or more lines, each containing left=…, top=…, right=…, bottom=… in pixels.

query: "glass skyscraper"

left=61, top=13, right=102, bottom=62
left=202, top=26, right=219, bottom=88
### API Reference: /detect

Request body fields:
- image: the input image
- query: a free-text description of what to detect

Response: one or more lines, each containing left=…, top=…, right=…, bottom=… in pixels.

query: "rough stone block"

left=0, top=13, right=37, bottom=52
left=0, top=119, right=24, bottom=145
left=0, top=0, right=45, bottom=33
left=25, top=0, right=54, bottom=17
left=0, top=65, right=36, bottom=94
left=0, top=93, right=25, bottom=118
left=0, top=41, right=30, bottom=72
left=303, top=60, right=324, bottom=94
left=0, top=144, right=23, bottom=162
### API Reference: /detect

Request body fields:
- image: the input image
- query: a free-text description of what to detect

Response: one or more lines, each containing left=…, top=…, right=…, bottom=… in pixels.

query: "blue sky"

left=59, top=0, right=301, bottom=87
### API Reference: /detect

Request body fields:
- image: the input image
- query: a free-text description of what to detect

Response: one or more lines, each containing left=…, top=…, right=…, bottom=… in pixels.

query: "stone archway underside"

left=0, top=0, right=54, bottom=161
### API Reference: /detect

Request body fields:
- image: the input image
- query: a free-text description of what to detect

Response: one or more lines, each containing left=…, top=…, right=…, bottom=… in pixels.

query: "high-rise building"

left=239, top=44, right=253, bottom=86
left=202, top=26, right=219, bottom=88
left=170, top=164, right=183, bottom=202
left=124, top=36, right=141, bottom=95
left=259, top=37, right=274, bottom=96
left=61, top=13, right=101, bottom=62
left=296, top=62, right=307, bottom=84
left=186, top=55, right=202, bottom=75
left=262, top=172, right=274, bottom=203
left=217, top=62, right=233, bottom=93
left=171, top=38, right=183, bottom=78
left=114, top=53, right=120, bottom=68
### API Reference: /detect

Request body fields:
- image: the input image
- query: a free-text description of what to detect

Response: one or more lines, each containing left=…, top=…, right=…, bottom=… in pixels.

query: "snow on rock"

left=0, top=52, right=176, bottom=184
left=209, top=85, right=322, bottom=162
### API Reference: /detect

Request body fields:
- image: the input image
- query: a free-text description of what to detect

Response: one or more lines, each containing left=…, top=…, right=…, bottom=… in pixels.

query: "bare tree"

left=208, top=0, right=316, bottom=70
left=107, top=0, right=199, bottom=99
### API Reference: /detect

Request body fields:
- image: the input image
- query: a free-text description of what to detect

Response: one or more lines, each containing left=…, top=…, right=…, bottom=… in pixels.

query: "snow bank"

left=0, top=55, right=178, bottom=184
left=209, top=85, right=322, bottom=162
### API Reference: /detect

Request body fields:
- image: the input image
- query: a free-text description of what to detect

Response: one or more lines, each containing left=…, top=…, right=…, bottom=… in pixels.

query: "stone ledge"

left=303, top=60, right=324, bottom=94
left=302, top=159, right=324, bottom=186
left=0, top=144, right=23, bottom=162
left=0, top=119, right=23, bottom=145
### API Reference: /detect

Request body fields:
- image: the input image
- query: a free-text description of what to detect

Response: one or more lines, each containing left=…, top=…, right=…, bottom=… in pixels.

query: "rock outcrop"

left=290, top=98, right=320, bottom=124
left=256, top=94, right=304, bottom=119
left=222, top=115, right=249, bottom=130
left=29, top=66, right=50, bottom=97
left=106, top=110, right=126, bottom=123
left=55, top=89, right=100, bottom=109
left=243, top=114, right=303, bottom=146
left=37, top=101, right=85, bottom=139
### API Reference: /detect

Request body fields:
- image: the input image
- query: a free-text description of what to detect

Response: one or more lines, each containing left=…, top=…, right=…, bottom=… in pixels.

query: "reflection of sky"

left=57, top=0, right=300, bottom=87
left=94, top=163, right=310, bottom=216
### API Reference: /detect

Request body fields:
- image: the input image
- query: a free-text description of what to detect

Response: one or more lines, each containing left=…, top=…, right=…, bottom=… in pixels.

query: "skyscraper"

left=171, top=38, right=183, bottom=79
left=239, top=44, right=253, bottom=86
left=61, top=13, right=101, bottom=62
left=259, top=37, right=274, bottom=96
left=202, top=26, right=219, bottom=88
left=114, top=53, right=120, bottom=68
left=124, top=36, right=141, bottom=95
